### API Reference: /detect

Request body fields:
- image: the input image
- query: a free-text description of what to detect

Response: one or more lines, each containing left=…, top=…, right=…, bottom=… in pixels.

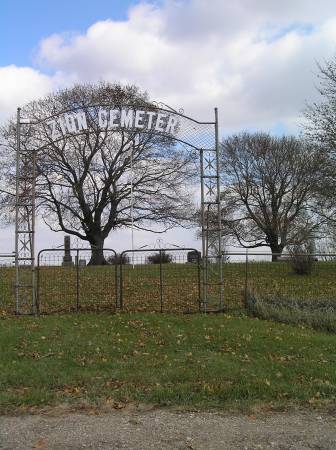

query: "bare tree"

left=304, top=57, right=336, bottom=225
left=0, top=82, right=196, bottom=264
left=220, top=132, right=321, bottom=260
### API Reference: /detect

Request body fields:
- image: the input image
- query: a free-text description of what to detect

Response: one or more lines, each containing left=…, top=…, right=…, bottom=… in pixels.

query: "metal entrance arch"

left=15, top=101, right=223, bottom=314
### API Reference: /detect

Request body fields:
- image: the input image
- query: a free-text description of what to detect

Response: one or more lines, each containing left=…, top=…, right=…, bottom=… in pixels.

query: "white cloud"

left=1, top=1, right=336, bottom=131
left=0, top=66, right=53, bottom=122
left=30, top=0, right=336, bottom=133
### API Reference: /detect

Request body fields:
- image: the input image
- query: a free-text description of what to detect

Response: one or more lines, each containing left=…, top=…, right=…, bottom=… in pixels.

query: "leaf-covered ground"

left=0, top=312, right=335, bottom=413
left=2, top=260, right=336, bottom=314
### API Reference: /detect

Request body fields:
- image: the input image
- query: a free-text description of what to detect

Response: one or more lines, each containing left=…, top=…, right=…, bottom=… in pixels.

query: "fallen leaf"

left=33, top=438, right=46, bottom=449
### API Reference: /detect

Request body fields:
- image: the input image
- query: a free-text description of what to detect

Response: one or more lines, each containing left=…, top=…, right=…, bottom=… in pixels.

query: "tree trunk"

left=270, top=244, right=284, bottom=262
left=88, top=236, right=107, bottom=265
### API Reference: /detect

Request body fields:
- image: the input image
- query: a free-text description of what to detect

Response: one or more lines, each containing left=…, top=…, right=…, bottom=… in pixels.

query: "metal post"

left=244, top=249, right=248, bottom=306
left=76, top=249, right=79, bottom=311
left=31, top=149, right=36, bottom=313
left=15, top=108, right=21, bottom=315
left=159, top=249, right=163, bottom=313
left=200, top=148, right=207, bottom=312
left=119, top=254, right=124, bottom=309
left=14, top=109, right=37, bottom=314
left=114, top=251, right=119, bottom=309
left=130, top=142, right=135, bottom=268
left=36, top=251, right=40, bottom=314
left=215, top=107, right=224, bottom=310
left=197, top=252, right=201, bottom=312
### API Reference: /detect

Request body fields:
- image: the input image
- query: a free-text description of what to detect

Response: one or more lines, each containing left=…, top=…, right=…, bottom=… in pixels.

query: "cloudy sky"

left=1, top=0, right=336, bottom=253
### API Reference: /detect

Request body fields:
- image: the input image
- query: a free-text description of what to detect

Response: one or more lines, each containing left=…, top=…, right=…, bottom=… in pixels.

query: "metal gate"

left=119, top=248, right=201, bottom=313
left=37, top=248, right=118, bottom=313
left=0, top=253, right=16, bottom=314
left=35, top=247, right=201, bottom=314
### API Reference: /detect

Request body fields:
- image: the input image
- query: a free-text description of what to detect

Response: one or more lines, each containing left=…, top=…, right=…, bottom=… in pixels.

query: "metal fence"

left=37, top=248, right=118, bottom=313
left=0, top=254, right=15, bottom=314
left=35, top=247, right=201, bottom=314
left=119, top=248, right=201, bottom=313
left=221, top=252, right=336, bottom=309
left=2, top=249, right=336, bottom=315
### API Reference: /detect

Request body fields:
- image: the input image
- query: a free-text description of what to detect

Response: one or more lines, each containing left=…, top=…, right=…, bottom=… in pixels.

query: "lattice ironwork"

left=15, top=108, right=37, bottom=314
left=199, top=109, right=224, bottom=311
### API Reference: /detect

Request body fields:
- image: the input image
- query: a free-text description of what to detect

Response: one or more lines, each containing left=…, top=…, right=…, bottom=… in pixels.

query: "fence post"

left=76, top=249, right=79, bottom=311
left=36, top=252, right=41, bottom=315
left=159, top=249, right=163, bottom=313
left=119, top=252, right=124, bottom=310
left=114, top=251, right=118, bottom=310
left=244, top=249, right=248, bottom=306
left=197, top=252, right=201, bottom=312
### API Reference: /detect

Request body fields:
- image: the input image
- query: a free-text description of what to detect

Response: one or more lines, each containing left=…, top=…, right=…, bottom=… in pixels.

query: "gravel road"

left=0, top=408, right=335, bottom=449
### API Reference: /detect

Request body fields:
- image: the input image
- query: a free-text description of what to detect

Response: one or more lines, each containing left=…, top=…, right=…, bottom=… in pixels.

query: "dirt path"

left=0, top=408, right=335, bottom=449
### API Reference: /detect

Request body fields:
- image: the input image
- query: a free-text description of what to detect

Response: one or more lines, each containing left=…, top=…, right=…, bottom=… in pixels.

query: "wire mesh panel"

left=207, top=252, right=336, bottom=310
left=162, top=250, right=201, bottom=313
left=37, top=248, right=117, bottom=314
left=217, top=256, right=250, bottom=311
left=120, top=248, right=201, bottom=313
left=37, top=249, right=77, bottom=313
left=75, top=249, right=118, bottom=312
left=0, top=254, right=16, bottom=314
left=246, top=253, right=336, bottom=304
left=120, top=251, right=161, bottom=312
left=202, top=256, right=240, bottom=311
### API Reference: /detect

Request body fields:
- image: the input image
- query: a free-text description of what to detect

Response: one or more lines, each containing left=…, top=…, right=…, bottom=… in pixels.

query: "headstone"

left=62, top=235, right=74, bottom=266
left=187, top=250, right=201, bottom=264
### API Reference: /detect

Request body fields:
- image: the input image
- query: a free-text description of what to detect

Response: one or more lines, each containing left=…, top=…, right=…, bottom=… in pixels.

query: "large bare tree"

left=0, top=83, right=196, bottom=264
left=220, top=132, right=321, bottom=260
left=304, top=57, right=336, bottom=227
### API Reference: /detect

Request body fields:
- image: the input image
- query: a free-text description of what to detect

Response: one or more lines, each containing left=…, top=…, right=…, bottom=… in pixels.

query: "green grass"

left=246, top=260, right=336, bottom=301
left=0, top=312, right=335, bottom=413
